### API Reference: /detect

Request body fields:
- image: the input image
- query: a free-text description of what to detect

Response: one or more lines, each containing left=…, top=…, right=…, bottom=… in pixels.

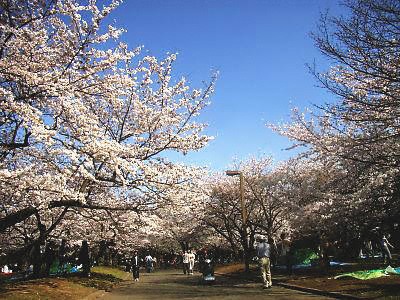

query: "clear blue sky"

left=112, top=0, right=345, bottom=170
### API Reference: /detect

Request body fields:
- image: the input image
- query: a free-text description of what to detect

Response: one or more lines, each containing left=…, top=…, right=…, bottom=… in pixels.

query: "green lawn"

left=92, top=266, right=129, bottom=280
left=0, top=266, right=130, bottom=300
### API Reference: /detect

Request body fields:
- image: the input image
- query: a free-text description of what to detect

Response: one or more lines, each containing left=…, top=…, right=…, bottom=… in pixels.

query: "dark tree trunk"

left=43, top=242, right=56, bottom=276
left=31, top=240, right=42, bottom=278
left=244, top=249, right=250, bottom=273
left=59, top=239, right=67, bottom=274
left=79, top=240, right=90, bottom=277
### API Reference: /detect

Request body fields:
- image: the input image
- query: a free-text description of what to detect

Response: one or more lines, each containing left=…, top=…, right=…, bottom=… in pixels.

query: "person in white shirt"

left=182, top=251, right=189, bottom=274
left=187, top=250, right=196, bottom=275
left=145, top=253, right=153, bottom=273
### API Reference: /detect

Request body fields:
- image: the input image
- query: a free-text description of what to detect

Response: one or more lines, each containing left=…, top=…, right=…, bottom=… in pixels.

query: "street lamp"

left=225, top=171, right=246, bottom=225
left=226, top=170, right=250, bottom=271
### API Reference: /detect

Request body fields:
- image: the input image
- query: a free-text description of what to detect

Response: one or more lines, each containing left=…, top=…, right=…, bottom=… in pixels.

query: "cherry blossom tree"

left=152, top=182, right=211, bottom=251
left=270, top=0, right=400, bottom=251
left=0, top=0, right=216, bottom=272
left=203, top=157, right=303, bottom=271
left=243, top=158, right=301, bottom=238
left=103, top=175, right=212, bottom=255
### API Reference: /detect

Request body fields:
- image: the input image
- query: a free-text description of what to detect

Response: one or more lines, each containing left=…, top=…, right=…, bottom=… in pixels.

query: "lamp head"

left=226, top=170, right=241, bottom=176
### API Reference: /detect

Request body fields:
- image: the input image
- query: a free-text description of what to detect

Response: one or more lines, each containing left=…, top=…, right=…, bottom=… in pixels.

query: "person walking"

left=152, top=256, right=157, bottom=270
left=256, top=235, right=272, bottom=289
left=280, top=233, right=292, bottom=275
left=381, top=234, right=394, bottom=265
left=131, top=251, right=140, bottom=281
left=182, top=251, right=189, bottom=275
left=187, top=250, right=195, bottom=275
left=145, top=253, right=153, bottom=273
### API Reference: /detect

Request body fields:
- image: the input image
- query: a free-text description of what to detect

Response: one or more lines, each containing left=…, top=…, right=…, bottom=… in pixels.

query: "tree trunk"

left=79, top=240, right=91, bottom=277
left=31, top=241, right=42, bottom=278
left=244, top=249, right=250, bottom=272
left=59, top=239, right=67, bottom=274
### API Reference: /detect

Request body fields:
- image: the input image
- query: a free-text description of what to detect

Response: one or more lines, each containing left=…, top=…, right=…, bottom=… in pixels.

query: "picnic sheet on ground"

left=334, top=266, right=400, bottom=280
left=293, top=248, right=319, bottom=265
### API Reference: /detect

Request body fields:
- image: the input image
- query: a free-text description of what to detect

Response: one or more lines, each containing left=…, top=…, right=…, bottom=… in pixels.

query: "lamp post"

left=225, top=171, right=246, bottom=224
left=226, top=170, right=249, bottom=271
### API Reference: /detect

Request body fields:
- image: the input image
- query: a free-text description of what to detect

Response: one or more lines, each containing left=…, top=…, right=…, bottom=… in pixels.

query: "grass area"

left=0, top=277, right=95, bottom=300
left=0, top=266, right=130, bottom=300
left=92, top=266, right=129, bottom=280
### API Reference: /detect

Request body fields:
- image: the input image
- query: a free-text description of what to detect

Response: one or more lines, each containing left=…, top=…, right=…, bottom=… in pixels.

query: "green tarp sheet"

left=293, top=248, right=318, bottom=265
left=334, top=266, right=400, bottom=280
left=49, top=261, right=81, bottom=275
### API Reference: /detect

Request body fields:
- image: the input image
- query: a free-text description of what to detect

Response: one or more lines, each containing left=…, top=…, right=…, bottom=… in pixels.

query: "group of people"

left=129, top=251, right=156, bottom=282
left=128, top=249, right=204, bottom=281
left=361, top=234, right=396, bottom=265
left=127, top=233, right=395, bottom=289
left=182, top=249, right=196, bottom=275
left=254, top=233, right=396, bottom=290
left=127, top=239, right=276, bottom=289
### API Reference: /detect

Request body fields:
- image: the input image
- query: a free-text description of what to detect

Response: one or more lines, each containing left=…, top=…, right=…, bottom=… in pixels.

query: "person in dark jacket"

left=131, top=251, right=140, bottom=281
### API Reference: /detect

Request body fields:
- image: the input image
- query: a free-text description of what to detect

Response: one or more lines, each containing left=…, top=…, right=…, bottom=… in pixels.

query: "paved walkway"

left=90, top=270, right=334, bottom=300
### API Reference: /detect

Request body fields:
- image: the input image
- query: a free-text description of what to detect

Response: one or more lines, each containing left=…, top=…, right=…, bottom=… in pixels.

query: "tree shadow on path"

left=102, top=269, right=329, bottom=300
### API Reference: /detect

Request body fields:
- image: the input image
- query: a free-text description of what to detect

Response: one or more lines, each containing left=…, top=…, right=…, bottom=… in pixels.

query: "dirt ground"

left=216, top=263, right=400, bottom=299
left=1, top=264, right=399, bottom=299
left=282, top=275, right=400, bottom=299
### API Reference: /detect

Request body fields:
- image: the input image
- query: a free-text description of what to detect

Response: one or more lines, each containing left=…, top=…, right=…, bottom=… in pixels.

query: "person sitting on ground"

left=200, top=249, right=214, bottom=277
